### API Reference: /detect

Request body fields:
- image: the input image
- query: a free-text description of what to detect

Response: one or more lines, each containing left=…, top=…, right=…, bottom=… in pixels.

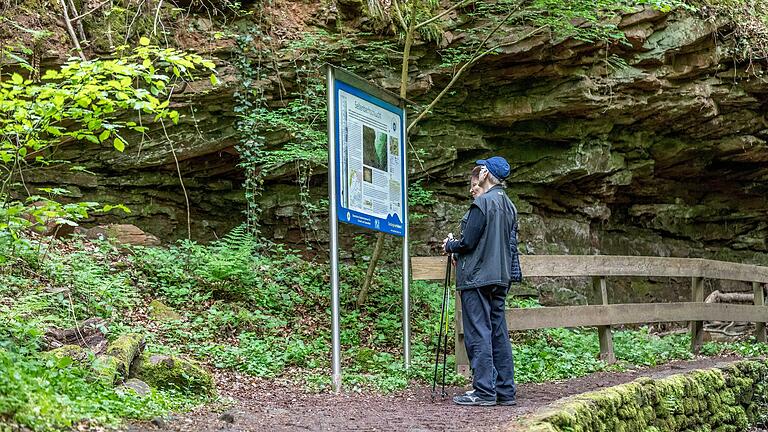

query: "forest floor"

left=126, top=355, right=744, bottom=432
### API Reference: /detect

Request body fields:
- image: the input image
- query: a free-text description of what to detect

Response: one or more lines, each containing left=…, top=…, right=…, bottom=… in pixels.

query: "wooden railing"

left=412, top=255, right=768, bottom=376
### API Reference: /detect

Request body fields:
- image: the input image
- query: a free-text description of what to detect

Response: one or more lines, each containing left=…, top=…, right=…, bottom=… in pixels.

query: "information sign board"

left=333, top=77, right=406, bottom=236
left=327, top=65, right=410, bottom=392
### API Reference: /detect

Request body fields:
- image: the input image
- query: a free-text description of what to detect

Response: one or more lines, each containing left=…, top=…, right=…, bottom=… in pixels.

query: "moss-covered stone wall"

left=520, top=360, right=768, bottom=432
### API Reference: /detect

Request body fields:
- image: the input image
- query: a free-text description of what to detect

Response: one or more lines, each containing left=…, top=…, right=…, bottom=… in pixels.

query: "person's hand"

left=442, top=233, right=454, bottom=254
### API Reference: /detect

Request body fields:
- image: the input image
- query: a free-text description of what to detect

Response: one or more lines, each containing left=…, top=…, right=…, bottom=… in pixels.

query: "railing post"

left=455, top=293, right=470, bottom=377
left=754, top=282, right=766, bottom=343
left=690, top=277, right=705, bottom=354
left=592, top=276, right=615, bottom=363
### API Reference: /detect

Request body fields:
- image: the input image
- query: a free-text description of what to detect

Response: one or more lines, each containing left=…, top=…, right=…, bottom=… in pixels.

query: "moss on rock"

left=133, top=352, right=215, bottom=396
left=104, top=333, right=144, bottom=381
left=91, top=355, right=122, bottom=385
left=148, top=299, right=183, bottom=322
left=47, top=344, right=88, bottom=363
left=522, top=359, right=768, bottom=432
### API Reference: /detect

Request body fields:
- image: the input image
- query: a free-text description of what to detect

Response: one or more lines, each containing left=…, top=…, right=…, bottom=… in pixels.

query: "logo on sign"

left=374, top=219, right=380, bottom=229
left=347, top=212, right=351, bottom=221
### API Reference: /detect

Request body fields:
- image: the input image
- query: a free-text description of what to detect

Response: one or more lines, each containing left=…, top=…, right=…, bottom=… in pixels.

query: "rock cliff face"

left=11, top=3, right=768, bottom=302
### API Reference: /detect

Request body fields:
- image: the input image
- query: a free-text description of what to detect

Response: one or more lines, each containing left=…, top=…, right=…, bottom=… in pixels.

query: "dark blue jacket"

left=449, top=185, right=517, bottom=290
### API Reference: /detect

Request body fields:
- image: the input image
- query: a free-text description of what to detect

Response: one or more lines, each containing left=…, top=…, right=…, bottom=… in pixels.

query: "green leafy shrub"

left=0, top=348, right=203, bottom=431
left=0, top=41, right=218, bottom=264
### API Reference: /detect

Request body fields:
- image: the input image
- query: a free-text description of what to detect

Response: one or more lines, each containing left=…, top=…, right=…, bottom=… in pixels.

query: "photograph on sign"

left=335, top=80, right=405, bottom=236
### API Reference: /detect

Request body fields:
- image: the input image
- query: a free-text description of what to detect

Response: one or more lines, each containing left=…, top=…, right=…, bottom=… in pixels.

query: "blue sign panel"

left=334, top=78, right=406, bottom=236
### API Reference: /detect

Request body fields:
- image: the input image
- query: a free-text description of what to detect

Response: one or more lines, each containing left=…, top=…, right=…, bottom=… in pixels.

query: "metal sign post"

left=326, top=66, right=343, bottom=392
left=326, top=65, right=410, bottom=392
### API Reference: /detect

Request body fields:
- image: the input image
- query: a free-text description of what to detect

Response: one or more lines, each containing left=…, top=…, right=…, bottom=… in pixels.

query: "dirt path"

left=128, top=356, right=741, bottom=432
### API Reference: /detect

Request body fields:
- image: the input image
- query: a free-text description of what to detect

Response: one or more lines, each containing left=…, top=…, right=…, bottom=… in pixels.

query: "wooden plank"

left=456, top=303, right=768, bottom=333
left=454, top=294, right=470, bottom=377
left=411, top=255, right=768, bottom=283
left=755, top=282, right=766, bottom=343
left=690, top=277, right=705, bottom=354
left=521, top=256, right=702, bottom=279
left=412, top=256, right=449, bottom=280
left=593, top=276, right=615, bottom=363
left=700, top=260, right=768, bottom=284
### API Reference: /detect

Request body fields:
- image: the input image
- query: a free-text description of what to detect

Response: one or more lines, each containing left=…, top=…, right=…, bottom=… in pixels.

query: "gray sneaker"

left=453, top=394, right=496, bottom=406
left=464, top=390, right=517, bottom=406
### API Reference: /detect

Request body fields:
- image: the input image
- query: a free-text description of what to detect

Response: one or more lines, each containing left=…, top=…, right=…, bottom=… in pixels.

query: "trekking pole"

left=441, top=256, right=451, bottom=398
left=431, top=254, right=452, bottom=401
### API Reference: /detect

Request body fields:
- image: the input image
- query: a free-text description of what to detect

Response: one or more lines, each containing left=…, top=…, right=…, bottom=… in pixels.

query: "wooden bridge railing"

left=412, top=255, right=768, bottom=376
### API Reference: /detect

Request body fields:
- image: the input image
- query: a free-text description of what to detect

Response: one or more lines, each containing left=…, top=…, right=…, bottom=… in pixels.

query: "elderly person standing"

left=442, top=156, right=518, bottom=406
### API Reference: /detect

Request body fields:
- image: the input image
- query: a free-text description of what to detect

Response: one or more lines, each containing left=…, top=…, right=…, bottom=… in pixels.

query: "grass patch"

left=3, top=231, right=768, bottom=429
left=0, top=348, right=204, bottom=431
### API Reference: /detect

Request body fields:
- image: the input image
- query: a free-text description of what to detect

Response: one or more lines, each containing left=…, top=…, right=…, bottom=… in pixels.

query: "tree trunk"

left=357, top=14, right=415, bottom=308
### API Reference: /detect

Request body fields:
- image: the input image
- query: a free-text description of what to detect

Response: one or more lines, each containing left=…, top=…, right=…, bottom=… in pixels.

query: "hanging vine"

left=233, top=29, right=268, bottom=236
left=233, top=25, right=337, bottom=244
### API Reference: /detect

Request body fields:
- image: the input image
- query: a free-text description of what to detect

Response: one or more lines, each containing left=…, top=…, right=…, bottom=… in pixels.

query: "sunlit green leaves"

left=0, top=41, right=220, bottom=260
left=98, top=129, right=111, bottom=142
left=113, top=137, right=125, bottom=152
left=0, top=42, right=218, bottom=165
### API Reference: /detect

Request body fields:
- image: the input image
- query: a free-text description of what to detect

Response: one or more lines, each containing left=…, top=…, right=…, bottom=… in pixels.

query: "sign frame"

left=326, top=65, right=411, bottom=392
left=334, top=72, right=407, bottom=236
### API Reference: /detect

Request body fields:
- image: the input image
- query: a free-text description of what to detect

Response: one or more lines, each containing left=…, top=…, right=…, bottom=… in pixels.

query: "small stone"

left=151, top=416, right=167, bottom=428
left=219, top=412, right=235, bottom=423
left=124, top=378, right=151, bottom=397
left=267, top=407, right=289, bottom=416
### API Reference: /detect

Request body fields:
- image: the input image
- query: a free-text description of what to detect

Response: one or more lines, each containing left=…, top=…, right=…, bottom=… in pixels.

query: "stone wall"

left=519, top=360, right=768, bottom=432
left=6, top=3, right=768, bottom=304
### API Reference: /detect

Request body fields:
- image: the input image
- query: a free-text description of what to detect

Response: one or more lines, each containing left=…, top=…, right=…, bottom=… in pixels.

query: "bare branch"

left=59, top=0, right=87, bottom=60
left=70, top=0, right=112, bottom=22
left=415, top=0, right=473, bottom=30
left=467, top=5, right=520, bottom=66
left=153, top=0, right=164, bottom=36
left=408, top=14, right=544, bottom=133
left=68, top=0, right=87, bottom=42
left=391, top=0, right=408, bottom=31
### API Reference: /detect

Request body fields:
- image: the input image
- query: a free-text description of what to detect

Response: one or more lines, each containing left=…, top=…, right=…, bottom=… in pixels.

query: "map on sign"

left=335, top=79, right=406, bottom=236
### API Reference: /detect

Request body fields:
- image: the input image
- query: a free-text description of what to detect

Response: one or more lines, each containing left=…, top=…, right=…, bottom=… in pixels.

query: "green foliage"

left=701, top=337, right=768, bottom=357
left=694, top=0, right=768, bottom=62
left=0, top=348, right=203, bottom=431
left=233, top=29, right=330, bottom=237
left=408, top=180, right=437, bottom=207
left=612, top=327, right=692, bottom=366
left=0, top=41, right=216, bottom=164
left=408, top=180, right=437, bottom=222
left=521, top=0, right=693, bottom=44
left=514, top=328, right=608, bottom=382
left=5, top=230, right=768, bottom=428
left=513, top=324, right=695, bottom=383
left=0, top=41, right=217, bottom=263
left=132, top=225, right=262, bottom=305
left=42, top=241, right=139, bottom=317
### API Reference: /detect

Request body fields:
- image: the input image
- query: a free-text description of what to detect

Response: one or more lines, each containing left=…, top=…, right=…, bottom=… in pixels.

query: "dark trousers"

left=460, top=285, right=516, bottom=401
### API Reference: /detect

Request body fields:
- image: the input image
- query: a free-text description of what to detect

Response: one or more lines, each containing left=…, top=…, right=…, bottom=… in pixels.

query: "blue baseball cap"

left=476, top=156, right=510, bottom=180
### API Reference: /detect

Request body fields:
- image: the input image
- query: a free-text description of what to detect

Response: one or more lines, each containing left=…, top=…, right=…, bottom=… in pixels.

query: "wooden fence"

left=411, top=255, right=768, bottom=376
